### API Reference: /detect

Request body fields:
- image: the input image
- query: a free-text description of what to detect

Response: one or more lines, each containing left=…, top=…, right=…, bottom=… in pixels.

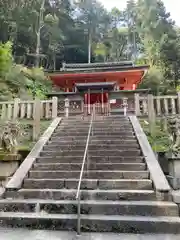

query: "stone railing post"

left=147, top=94, right=155, bottom=134
left=134, top=93, right=140, bottom=116
left=122, top=98, right=128, bottom=116
left=13, top=98, right=20, bottom=119
left=168, top=154, right=180, bottom=190
left=33, top=98, right=41, bottom=141
left=52, top=97, right=58, bottom=118
left=64, top=98, right=69, bottom=118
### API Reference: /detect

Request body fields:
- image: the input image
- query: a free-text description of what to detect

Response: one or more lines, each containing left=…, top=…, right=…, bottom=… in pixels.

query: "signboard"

left=110, top=99, right=116, bottom=104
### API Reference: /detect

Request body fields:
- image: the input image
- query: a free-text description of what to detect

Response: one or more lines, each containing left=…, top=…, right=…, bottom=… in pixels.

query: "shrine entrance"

left=84, top=93, right=108, bottom=105
left=83, top=102, right=110, bottom=116
left=75, top=82, right=115, bottom=115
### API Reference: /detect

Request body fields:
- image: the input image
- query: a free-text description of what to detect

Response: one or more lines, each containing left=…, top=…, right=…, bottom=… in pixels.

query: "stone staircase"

left=0, top=116, right=180, bottom=233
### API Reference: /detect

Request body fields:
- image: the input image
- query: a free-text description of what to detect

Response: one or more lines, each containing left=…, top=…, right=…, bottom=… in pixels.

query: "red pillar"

left=101, top=89, right=104, bottom=113
left=84, top=93, right=88, bottom=115
left=106, top=92, right=109, bottom=114
left=106, top=92, right=109, bottom=103
left=88, top=89, right=91, bottom=114
left=84, top=93, right=87, bottom=104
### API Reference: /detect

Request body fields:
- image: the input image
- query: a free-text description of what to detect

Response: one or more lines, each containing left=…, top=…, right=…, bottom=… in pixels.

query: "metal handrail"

left=76, top=104, right=95, bottom=235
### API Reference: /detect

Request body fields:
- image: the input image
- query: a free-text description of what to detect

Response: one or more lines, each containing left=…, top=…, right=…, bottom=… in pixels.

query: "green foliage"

left=140, top=119, right=171, bottom=152
left=21, top=67, right=52, bottom=99
left=0, top=42, right=13, bottom=76
left=176, top=86, right=180, bottom=92
left=44, top=14, right=58, bottom=25
left=138, top=66, right=164, bottom=94
left=0, top=41, right=52, bottom=100
left=135, top=0, right=180, bottom=87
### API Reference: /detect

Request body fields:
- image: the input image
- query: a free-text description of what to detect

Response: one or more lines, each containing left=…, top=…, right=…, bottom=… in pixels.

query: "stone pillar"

left=64, top=98, right=69, bottom=118
left=122, top=98, right=128, bottom=116
left=147, top=94, right=155, bottom=134
left=168, top=153, right=180, bottom=190
left=13, top=98, right=20, bottom=119
left=52, top=97, right=58, bottom=118
left=33, top=98, right=41, bottom=141
left=134, top=93, right=140, bottom=116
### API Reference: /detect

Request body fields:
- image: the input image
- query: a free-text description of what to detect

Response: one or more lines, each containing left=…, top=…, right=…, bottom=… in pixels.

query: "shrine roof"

left=46, top=88, right=151, bottom=97
left=61, top=61, right=133, bottom=70
left=46, top=92, right=78, bottom=97
left=75, top=82, right=116, bottom=91
left=58, top=64, right=149, bottom=74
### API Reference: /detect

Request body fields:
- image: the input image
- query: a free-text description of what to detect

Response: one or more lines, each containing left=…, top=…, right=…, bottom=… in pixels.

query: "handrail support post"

left=87, top=152, right=90, bottom=171
left=77, top=193, right=81, bottom=235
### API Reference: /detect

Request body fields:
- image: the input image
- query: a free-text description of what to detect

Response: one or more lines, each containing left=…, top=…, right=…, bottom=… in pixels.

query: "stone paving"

left=0, top=229, right=180, bottom=240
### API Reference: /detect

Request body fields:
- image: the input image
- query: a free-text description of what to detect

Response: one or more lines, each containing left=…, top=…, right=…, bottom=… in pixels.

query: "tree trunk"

left=35, top=0, right=45, bottom=68
left=88, top=30, right=92, bottom=64
left=53, top=53, right=56, bottom=71
left=35, top=31, right=40, bottom=67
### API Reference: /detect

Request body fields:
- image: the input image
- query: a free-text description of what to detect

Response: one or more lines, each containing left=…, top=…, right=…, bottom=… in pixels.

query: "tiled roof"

left=61, top=61, right=133, bottom=70
left=75, top=82, right=116, bottom=87
left=60, top=65, right=149, bottom=73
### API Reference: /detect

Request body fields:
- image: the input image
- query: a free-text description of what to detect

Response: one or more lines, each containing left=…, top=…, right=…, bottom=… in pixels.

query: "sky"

left=99, top=0, right=180, bottom=26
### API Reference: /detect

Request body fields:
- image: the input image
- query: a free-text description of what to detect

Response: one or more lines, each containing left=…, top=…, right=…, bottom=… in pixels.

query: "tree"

left=124, top=0, right=138, bottom=59
left=75, top=0, right=109, bottom=63
left=136, top=0, right=175, bottom=67
left=107, top=27, right=129, bottom=61
left=98, top=8, right=129, bottom=61
left=133, top=0, right=180, bottom=93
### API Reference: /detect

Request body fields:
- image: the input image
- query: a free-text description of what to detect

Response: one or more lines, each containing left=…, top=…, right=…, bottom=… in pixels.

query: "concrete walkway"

left=0, top=229, right=180, bottom=240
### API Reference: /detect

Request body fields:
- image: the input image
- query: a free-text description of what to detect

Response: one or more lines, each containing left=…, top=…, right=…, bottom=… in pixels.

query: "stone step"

left=56, top=127, right=134, bottom=133
left=49, top=139, right=138, bottom=145
left=58, top=124, right=133, bottom=130
left=32, top=200, right=179, bottom=216
left=43, top=144, right=140, bottom=151
left=63, top=122, right=131, bottom=126
left=32, top=163, right=146, bottom=171
left=64, top=117, right=128, bottom=120
left=40, top=149, right=142, bottom=157
left=6, top=189, right=156, bottom=201
left=0, top=199, right=177, bottom=217
left=52, top=131, right=135, bottom=137
left=65, top=119, right=129, bottom=122
left=28, top=170, right=149, bottom=179
left=64, top=119, right=129, bottom=123
left=60, top=123, right=90, bottom=126
left=0, top=212, right=180, bottom=233
left=60, top=125, right=133, bottom=130
left=36, top=156, right=145, bottom=164
left=23, top=179, right=152, bottom=190
left=50, top=135, right=136, bottom=141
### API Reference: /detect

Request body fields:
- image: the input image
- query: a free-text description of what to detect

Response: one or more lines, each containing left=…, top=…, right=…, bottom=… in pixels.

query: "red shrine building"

left=47, top=61, right=149, bottom=105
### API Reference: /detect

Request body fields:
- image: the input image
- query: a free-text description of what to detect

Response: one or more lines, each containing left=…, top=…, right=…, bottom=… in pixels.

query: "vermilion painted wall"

left=48, top=70, right=145, bottom=91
